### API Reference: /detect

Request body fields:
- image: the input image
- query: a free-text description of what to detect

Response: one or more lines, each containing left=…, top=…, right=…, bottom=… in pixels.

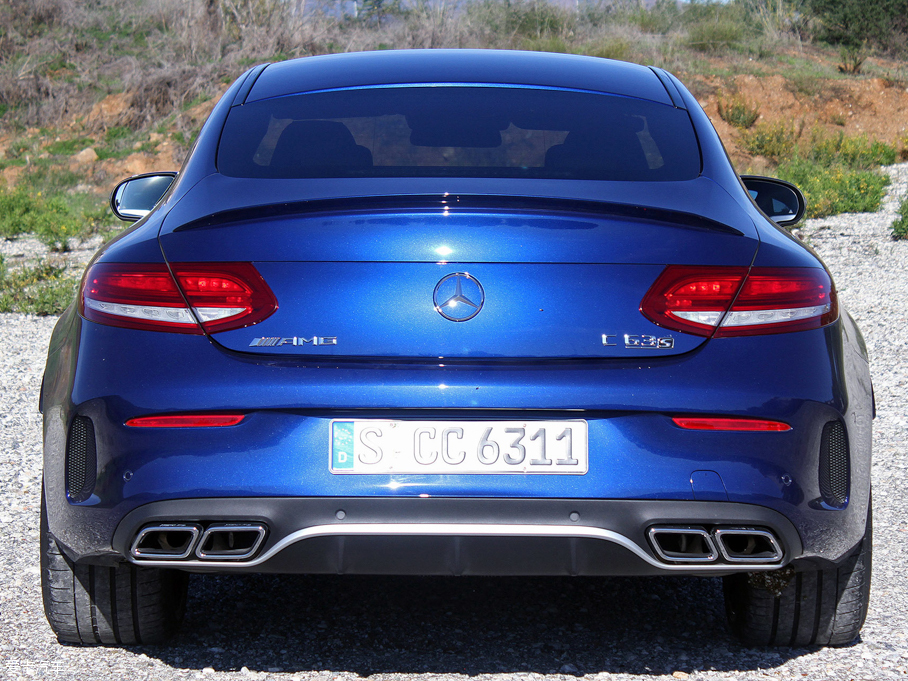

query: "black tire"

left=723, top=509, right=871, bottom=647
left=41, top=491, right=188, bottom=645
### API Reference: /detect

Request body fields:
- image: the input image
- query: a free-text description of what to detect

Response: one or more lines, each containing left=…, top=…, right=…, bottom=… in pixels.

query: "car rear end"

left=40, top=50, right=872, bottom=646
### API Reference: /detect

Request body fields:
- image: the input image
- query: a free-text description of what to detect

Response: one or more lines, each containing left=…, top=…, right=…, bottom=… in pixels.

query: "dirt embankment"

left=699, top=74, right=908, bottom=171
left=0, top=86, right=226, bottom=192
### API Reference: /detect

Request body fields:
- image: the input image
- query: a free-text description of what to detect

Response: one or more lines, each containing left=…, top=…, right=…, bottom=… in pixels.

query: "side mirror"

left=110, top=172, right=177, bottom=222
left=740, top=175, right=806, bottom=227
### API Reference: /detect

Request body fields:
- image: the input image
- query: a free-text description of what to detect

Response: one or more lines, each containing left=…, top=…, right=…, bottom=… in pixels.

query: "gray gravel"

left=2, top=169, right=908, bottom=681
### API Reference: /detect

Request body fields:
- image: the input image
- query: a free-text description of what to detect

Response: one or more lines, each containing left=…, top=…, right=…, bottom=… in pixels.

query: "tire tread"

left=724, top=510, right=871, bottom=648
left=40, top=491, right=187, bottom=646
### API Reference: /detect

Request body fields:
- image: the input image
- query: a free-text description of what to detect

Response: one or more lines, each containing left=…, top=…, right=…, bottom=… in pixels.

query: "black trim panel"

left=110, top=497, right=802, bottom=577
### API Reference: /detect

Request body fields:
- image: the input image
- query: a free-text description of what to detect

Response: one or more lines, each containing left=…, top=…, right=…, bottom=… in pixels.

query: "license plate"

left=330, top=420, right=588, bottom=474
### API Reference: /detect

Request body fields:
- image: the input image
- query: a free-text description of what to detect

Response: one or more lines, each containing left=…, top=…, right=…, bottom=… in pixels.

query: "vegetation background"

left=1, top=0, right=908, bottom=313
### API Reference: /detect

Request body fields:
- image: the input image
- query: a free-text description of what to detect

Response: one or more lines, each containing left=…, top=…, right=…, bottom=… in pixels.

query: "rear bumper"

left=43, top=314, right=873, bottom=569
left=109, top=497, right=804, bottom=576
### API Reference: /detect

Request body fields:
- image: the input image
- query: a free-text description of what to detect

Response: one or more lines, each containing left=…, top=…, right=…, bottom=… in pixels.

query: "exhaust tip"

left=647, top=526, right=718, bottom=563
left=195, top=524, right=267, bottom=560
left=131, top=524, right=202, bottom=559
left=713, top=527, right=784, bottom=563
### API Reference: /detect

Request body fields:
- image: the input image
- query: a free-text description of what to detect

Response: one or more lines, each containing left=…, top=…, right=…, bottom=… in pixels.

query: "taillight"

left=717, top=268, right=837, bottom=337
left=640, top=266, right=837, bottom=337
left=80, top=263, right=277, bottom=334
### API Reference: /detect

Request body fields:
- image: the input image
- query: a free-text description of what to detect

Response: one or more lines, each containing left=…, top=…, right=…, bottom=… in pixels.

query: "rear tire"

left=723, top=508, right=871, bottom=647
left=41, top=490, right=188, bottom=645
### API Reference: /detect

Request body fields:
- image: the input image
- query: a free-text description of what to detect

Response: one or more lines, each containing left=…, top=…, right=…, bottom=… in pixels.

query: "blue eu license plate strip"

left=331, top=421, right=355, bottom=470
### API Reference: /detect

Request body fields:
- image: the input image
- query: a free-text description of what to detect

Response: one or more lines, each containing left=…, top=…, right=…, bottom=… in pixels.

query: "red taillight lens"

left=716, top=268, right=838, bottom=337
left=81, top=263, right=202, bottom=334
left=126, top=414, right=246, bottom=428
left=640, top=266, right=747, bottom=336
left=80, top=262, right=277, bottom=334
left=672, top=416, right=791, bottom=432
left=171, top=263, right=277, bottom=334
left=640, top=266, right=838, bottom=337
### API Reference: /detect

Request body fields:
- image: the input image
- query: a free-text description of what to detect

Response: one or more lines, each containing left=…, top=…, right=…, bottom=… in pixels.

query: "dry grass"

left=0, top=0, right=906, bottom=142
left=0, top=0, right=836, bottom=135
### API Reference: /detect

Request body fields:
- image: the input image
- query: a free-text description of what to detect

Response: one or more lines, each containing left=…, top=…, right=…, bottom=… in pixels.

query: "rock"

left=87, top=93, right=131, bottom=127
left=1, top=165, right=24, bottom=187
left=123, top=152, right=155, bottom=175
left=73, top=147, right=99, bottom=165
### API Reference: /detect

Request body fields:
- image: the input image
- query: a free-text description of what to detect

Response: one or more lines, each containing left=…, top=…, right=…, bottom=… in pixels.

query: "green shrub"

left=685, top=19, right=744, bottom=52
left=0, top=188, right=82, bottom=251
left=589, top=37, right=632, bottom=61
left=19, top=163, right=82, bottom=195
left=94, top=126, right=142, bottom=160
left=104, top=126, right=132, bottom=142
left=467, top=0, right=575, bottom=42
left=785, top=71, right=825, bottom=97
left=777, top=158, right=889, bottom=218
left=806, top=0, right=908, bottom=51
left=804, top=131, right=897, bottom=169
left=6, top=138, right=34, bottom=159
left=521, top=36, right=572, bottom=53
left=0, top=189, right=46, bottom=238
left=34, top=216, right=83, bottom=252
left=0, top=158, right=27, bottom=171
left=627, top=0, right=680, bottom=34
left=892, top=196, right=908, bottom=239
left=44, top=137, right=95, bottom=156
left=838, top=46, right=865, bottom=74
left=740, top=125, right=895, bottom=174
left=740, top=122, right=799, bottom=160
left=0, top=257, right=77, bottom=315
left=717, top=93, right=760, bottom=129
left=681, top=3, right=748, bottom=53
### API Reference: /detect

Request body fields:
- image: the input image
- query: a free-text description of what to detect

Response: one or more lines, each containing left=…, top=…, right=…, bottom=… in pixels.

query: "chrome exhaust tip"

left=195, top=524, right=267, bottom=560
left=647, top=526, right=719, bottom=563
left=131, top=523, right=202, bottom=559
left=713, top=527, right=784, bottom=563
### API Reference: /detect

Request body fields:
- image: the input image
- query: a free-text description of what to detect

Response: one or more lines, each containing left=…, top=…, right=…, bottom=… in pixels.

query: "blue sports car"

left=40, top=49, right=873, bottom=647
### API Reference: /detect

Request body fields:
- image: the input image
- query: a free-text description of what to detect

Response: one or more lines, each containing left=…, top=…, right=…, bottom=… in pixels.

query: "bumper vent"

left=819, top=420, right=849, bottom=507
left=66, top=415, right=97, bottom=503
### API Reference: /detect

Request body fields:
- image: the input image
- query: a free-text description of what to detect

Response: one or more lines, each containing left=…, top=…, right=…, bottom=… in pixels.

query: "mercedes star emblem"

left=433, top=273, right=485, bottom=322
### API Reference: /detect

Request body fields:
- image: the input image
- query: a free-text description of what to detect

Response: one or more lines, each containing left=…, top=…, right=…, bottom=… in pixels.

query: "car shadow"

left=140, top=573, right=835, bottom=675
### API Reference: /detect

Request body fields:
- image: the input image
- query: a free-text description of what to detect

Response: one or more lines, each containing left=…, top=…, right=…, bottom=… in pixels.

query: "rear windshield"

left=217, top=86, right=701, bottom=182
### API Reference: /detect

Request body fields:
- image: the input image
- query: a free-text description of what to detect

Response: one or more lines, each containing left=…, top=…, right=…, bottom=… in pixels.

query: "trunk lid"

left=158, top=189, right=759, bottom=360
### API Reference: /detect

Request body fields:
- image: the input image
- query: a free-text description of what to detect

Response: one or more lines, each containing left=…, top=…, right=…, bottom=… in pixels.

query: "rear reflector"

left=126, top=414, right=246, bottom=428
left=81, top=262, right=277, bottom=334
left=672, top=416, right=791, bottom=432
left=640, top=266, right=837, bottom=337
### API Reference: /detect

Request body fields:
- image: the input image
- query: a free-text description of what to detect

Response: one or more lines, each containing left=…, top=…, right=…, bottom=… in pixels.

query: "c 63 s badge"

left=602, top=334, right=675, bottom=349
left=249, top=336, right=337, bottom=347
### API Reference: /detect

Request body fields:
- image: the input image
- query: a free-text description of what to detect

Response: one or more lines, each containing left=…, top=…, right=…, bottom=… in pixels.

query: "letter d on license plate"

left=329, top=419, right=588, bottom=474
left=331, top=421, right=355, bottom=470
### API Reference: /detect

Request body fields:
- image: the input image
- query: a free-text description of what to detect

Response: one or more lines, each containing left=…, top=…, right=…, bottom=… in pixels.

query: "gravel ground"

left=1, top=169, right=907, bottom=681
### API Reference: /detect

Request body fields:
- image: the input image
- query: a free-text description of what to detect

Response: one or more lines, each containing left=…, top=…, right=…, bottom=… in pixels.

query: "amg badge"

left=249, top=336, right=337, bottom=347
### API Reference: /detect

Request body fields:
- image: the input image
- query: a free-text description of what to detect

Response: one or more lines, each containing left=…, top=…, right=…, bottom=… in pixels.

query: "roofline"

left=242, top=49, right=676, bottom=106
